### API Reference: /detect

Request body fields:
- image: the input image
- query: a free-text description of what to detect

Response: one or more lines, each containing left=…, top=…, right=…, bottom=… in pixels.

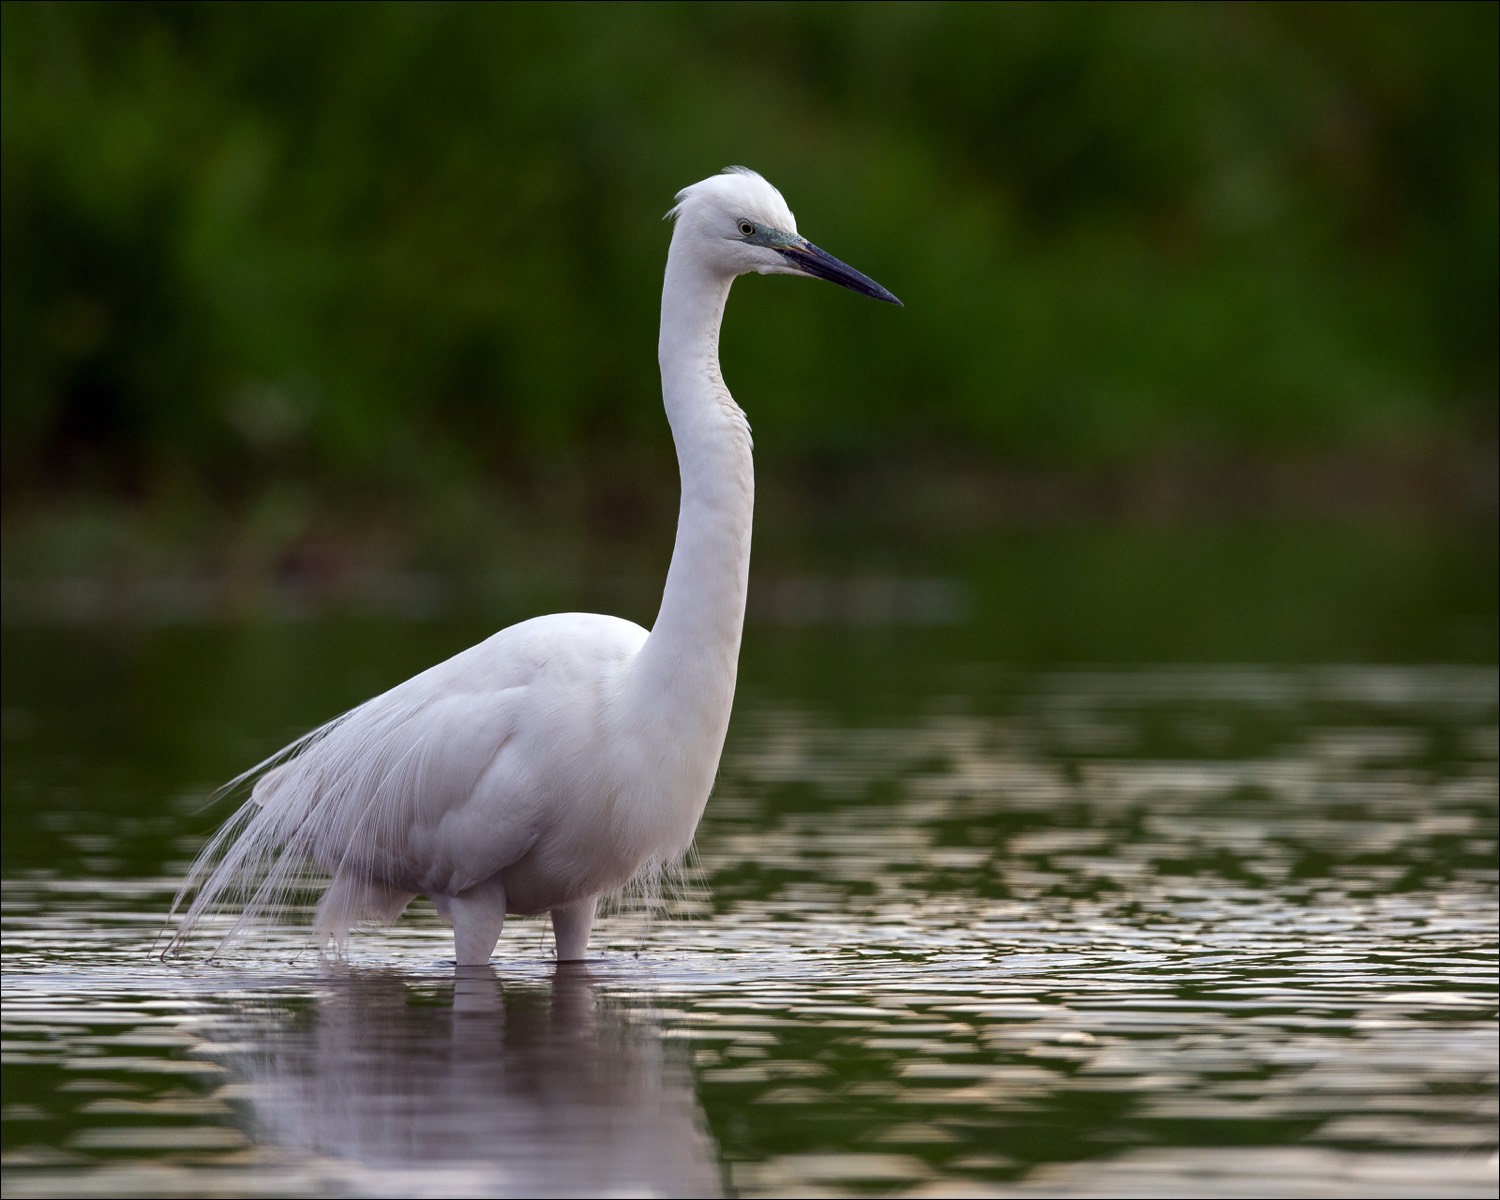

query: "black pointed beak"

left=779, top=239, right=903, bottom=306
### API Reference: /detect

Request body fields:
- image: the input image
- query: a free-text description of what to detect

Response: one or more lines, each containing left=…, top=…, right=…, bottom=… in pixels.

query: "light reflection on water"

left=3, top=662, right=1497, bottom=1198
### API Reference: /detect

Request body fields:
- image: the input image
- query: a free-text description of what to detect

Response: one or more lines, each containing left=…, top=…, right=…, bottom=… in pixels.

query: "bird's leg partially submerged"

left=315, top=873, right=417, bottom=955
left=446, top=877, right=509, bottom=966
left=551, top=896, right=598, bottom=962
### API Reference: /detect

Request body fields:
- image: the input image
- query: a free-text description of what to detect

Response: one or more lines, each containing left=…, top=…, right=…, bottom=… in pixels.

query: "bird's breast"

left=496, top=712, right=724, bottom=914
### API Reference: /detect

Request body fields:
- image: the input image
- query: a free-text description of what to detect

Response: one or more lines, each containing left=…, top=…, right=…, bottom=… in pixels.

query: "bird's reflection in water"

left=212, top=966, right=724, bottom=1198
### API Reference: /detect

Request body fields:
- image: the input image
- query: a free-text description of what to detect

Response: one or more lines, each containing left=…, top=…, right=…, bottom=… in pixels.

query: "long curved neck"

left=629, top=245, right=754, bottom=728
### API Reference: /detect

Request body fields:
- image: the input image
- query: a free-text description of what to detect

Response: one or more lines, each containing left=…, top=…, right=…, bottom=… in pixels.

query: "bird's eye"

left=737, top=220, right=756, bottom=238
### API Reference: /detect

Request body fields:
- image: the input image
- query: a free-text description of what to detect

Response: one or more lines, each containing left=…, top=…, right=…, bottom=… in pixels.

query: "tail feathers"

left=249, top=762, right=290, bottom=805
left=314, top=874, right=416, bottom=954
left=165, top=687, right=467, bottom=960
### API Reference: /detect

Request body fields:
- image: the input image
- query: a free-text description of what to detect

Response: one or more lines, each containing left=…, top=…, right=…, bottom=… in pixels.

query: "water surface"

left=3, top=527, right=1497, bottom=1197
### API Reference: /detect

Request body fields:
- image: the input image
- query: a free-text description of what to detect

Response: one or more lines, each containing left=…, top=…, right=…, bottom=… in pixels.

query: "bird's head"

left=667, top=167, right=902, bottom=306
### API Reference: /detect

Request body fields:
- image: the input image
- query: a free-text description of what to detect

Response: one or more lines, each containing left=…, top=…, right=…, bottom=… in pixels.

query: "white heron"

left=166, top=167, right=900, bottom=966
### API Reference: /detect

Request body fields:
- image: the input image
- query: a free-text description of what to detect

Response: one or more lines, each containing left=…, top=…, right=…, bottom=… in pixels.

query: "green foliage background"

left=2, top=2, right=1495, bottom=563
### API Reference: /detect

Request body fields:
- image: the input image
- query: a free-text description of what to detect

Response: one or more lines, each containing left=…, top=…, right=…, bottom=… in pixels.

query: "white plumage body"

left=166, top=167, right=897, bottom=965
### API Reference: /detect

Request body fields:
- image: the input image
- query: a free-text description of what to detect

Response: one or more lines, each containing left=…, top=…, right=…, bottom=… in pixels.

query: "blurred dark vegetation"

left=2, top=1, right=1496, bottom=590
